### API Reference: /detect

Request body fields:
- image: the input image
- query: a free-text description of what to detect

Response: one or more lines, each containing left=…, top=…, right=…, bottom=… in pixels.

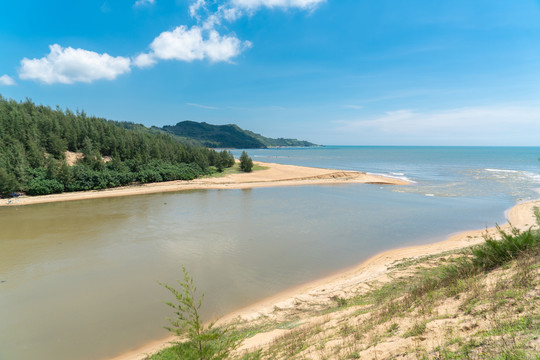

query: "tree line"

left=0, top=96, right=236, bottom=196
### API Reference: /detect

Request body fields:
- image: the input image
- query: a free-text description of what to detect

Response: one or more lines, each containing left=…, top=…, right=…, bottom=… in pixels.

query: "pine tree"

left=239, top=151, right=253, bottom=172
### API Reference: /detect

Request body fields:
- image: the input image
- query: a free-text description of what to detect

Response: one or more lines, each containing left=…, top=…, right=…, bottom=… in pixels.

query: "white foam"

left=367, top=172, right=416, bottom=184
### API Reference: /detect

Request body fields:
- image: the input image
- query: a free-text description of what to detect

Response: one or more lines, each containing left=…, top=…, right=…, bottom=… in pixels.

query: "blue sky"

left=1, top=0, right=540, bottom=145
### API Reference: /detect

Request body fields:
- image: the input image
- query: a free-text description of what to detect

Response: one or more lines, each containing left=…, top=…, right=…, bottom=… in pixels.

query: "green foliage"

left=472, top=225, right=540, bottom=271
left=161, top=120, right=317, bottom=149
left=159, top=266, right=239, bottom=360
left=0, top=167, right=18, bottom=195
left=0, top=97, right=235, bottom=197
left=408, top=224, right=540, bottom=303
left=239, top=151, right=253, bottom=172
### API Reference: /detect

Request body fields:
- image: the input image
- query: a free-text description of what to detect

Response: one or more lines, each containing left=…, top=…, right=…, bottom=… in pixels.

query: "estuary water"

left=1, top=146, right=539, bottom=360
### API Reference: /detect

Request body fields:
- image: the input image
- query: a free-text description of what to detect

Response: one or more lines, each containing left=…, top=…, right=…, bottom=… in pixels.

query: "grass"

left=205, top=163, right=270, bottom=178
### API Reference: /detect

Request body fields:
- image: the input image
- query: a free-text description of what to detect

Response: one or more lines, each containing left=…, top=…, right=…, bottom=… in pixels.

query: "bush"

left=27, top=178, right=64, bottom=195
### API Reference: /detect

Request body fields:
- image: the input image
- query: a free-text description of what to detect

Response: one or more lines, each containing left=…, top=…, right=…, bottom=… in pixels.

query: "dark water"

left=1, top=146, right=539, bottom=360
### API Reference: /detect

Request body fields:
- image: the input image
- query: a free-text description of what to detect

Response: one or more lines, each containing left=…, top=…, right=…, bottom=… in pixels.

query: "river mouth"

left=0, top=183, right=512, bottom=360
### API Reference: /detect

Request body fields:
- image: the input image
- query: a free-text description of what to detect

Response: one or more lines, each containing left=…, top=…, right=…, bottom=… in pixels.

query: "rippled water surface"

left=1, top=147, right=539, bottom=360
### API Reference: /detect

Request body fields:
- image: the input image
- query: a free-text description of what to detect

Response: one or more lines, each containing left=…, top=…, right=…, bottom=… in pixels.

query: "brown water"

left=0, top=185, right=509, bottom=360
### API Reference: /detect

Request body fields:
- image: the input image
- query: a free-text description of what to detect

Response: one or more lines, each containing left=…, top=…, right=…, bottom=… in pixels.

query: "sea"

left=1, top=146, right=539, bottom=360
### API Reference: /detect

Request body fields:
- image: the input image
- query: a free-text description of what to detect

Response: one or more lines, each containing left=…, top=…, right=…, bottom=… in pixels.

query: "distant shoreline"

left=0, top=161, right=407, bottom=207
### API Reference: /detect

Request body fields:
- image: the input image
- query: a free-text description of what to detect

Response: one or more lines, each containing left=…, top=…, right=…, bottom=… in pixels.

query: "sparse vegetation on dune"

left=149, top=208, right=540, bottom=360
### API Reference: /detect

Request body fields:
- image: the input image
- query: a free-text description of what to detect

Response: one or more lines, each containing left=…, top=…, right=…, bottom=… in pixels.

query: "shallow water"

left=1, top=146, right=539, bottom=360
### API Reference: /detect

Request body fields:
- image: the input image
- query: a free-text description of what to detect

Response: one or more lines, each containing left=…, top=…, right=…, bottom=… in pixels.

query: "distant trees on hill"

left=0, top=96, right=235, bottom=196
left=161, top=120, right=318, bottom=149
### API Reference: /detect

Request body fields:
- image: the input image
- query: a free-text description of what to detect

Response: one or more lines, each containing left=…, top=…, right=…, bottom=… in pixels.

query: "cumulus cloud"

left=140, top=25, right=251, bottom=63
left=0, top=75, right=16, bottom=86
left=134, top=0, right=155, bottom=7
left=133, top=53, right=157, bottom=68
left=15, top=0, right=323, bottom=85
left=19, top=44, right=131, bottom=84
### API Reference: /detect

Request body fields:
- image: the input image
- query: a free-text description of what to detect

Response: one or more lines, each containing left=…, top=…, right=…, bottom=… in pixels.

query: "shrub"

left=27, top=178, right=64, bottom=195
left=160, top=266, right=240, bottom=360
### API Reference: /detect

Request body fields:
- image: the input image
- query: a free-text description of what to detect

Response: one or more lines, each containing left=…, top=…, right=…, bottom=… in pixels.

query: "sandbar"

left=0, top=161, right=407, bottom=207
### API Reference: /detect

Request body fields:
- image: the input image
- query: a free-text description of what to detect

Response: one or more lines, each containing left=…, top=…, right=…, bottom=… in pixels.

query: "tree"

left=0, top=167, right=18, bottom=196
left=160, top=266, right=239, bottom=360
left=239, top=151, right=253, bottom=172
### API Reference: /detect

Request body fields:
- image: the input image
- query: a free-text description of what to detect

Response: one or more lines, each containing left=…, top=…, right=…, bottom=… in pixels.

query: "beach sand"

left=0, top=161, right=406, bottom=207
left=104, top=191, right=540, bottom=359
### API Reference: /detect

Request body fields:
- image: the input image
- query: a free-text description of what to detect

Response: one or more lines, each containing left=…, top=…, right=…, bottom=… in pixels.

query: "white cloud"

left=190, top=0, right=206, bottom=19
left=337, top=106, right=540, bottom=144
left=147, top=25, right=251, bottom=63
left=134, top=0, right=155, bottom=7
left=0, top=75, right=16, bottom=86
left=229, top=0, right=325, bottom=10
left=19, top=44, right=131, bottom=84
left=133, top=53, right=157, bottom=68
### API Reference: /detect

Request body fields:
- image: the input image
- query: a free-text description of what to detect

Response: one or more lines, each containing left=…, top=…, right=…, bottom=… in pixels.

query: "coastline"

left=107, top=198, right=540, bottom=360
left=0, top=161, right=406, bottom=207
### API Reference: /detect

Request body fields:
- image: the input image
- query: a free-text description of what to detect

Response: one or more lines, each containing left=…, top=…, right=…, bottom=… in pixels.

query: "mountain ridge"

left=160, top=120, right=318, bottom=149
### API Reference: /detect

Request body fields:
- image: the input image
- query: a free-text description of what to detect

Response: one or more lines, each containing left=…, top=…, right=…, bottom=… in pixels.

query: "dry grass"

left=230, top=225, right=540, bottom=360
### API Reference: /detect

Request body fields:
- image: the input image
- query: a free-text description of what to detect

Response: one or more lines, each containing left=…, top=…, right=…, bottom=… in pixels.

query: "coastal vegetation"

left=149, top=214, right=540, bottom=360
left=0, top=97, right=237, bottom=196
left=160, top=266, right=240, bottom=360
left=160, top=121, right=317, bottom=149
left=239, top=151, right=254, bottom=173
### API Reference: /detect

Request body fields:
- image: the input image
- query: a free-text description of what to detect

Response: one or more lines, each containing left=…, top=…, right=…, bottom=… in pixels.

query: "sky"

left=1, top=0, right=540, bottom=145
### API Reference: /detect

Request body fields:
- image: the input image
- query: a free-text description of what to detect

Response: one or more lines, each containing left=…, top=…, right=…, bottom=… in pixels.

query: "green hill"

left=161, top=120, right=317, bottom=148
left=0, top=97, right=235, bottom=196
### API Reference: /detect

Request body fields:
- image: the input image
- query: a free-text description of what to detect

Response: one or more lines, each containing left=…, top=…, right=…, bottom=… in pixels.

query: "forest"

left=0, top=96, right=235, bottom=196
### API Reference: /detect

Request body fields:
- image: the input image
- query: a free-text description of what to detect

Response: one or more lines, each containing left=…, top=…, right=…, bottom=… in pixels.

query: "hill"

left=161, top=120, right=317, bottom=148
left=0, top=97, right=235, bottom=196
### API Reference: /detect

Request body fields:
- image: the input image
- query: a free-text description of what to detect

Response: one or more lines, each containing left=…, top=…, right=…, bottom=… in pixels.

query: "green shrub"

left=159, top=266, right=240, bottom=360
left=27, top=178, right=64, bottom=195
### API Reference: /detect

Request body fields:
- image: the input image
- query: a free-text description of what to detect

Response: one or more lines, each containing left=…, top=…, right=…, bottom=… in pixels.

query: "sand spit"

left=107, top=198, right=540, bottom=360
left=0, top=161, right=406, bottom=207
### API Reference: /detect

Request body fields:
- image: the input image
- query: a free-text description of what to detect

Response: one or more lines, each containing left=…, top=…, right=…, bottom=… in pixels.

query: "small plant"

left=331, top=295, right=348, bottom=307
left=403, top=321, right=427, bottom=338
left=159, top=265, right=239, bottom=360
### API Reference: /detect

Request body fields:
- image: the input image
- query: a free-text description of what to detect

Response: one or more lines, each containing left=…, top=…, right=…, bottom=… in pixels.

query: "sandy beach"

left=106, top=192, right=540, bottom=360
left=0, top=161, right=407, bottom=207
